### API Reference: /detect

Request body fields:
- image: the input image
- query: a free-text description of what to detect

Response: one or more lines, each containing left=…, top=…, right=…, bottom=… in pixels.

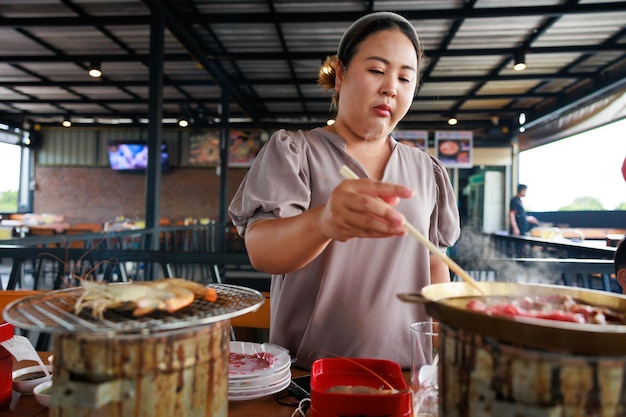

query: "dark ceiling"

left=1, top=0, right=626, bottom=149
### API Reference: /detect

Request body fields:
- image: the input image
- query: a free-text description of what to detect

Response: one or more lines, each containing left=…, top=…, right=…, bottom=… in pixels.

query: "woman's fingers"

left=320, top=179, right=413, bottom=241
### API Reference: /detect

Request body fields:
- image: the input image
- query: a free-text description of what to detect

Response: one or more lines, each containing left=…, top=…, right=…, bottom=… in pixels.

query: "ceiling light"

left=447, top=116, right=458, bottom=126
left=178, top=118, right=189, bottom=128
left=513, top=51, right=526, bottom=71
left=518, top=112, right=526, bottom=125
left=88, top=62, right=102, bottom=78
left=62, top=114, right=72, bottom=128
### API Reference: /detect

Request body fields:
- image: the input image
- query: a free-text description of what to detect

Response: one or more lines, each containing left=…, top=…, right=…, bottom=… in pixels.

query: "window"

left=0, top=137, right=23, bottom=213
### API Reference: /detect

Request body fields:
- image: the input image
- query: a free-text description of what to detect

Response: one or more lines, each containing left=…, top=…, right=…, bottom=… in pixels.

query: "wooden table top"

left=0, top=353, right=311, bottom=417
left=2, top=353, right=413, bottom=417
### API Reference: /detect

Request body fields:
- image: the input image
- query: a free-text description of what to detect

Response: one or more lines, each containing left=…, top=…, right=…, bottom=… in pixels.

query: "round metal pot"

left=398, top=281, right=626, bottom=355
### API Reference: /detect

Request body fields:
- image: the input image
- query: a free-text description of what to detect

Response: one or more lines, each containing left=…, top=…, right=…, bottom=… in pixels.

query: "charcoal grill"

left=2, top=282, right=263, bottom=417
left=2, top=283, right=264, bottom=335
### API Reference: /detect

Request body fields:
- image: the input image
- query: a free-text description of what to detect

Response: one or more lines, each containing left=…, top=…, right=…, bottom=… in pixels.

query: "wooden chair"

left=71, top=223, right=103, bottom=233
left=63, top=225, right=105, bottom=249
left=28, top=226, right=57, bottom=238
left=24, top=227, right=62, bottom=290
left=60, top=228, right=107, bottom=284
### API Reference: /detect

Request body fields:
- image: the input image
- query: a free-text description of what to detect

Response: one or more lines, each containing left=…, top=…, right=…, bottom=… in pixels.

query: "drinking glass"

left=410, top=321, right=439, bottom=417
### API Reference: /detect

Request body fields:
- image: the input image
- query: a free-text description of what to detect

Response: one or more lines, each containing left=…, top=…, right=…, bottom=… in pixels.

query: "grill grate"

left=3, top=283, right=264, bottom=335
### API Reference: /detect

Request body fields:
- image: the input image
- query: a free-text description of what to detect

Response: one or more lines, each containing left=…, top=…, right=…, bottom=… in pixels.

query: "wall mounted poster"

left=189, top=130, right=263, bottom=167
left=229, top=131, right=263, bottom=167
left=189, top=132, right=220, bottom=166
left=434, top=130, right=473, bottom=168
left=393, top=130, right=428, bottom=152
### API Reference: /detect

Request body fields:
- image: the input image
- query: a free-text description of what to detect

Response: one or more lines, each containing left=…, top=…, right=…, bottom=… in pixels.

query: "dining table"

left=3, top=352, right=415, bottom=417
left=0, top=352, right=316, bottom=417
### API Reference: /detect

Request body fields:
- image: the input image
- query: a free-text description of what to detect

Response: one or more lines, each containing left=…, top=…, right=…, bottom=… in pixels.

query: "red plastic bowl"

left=310, top=358, right=411, bottom=417
left=0, top=322, right=14, bottom=411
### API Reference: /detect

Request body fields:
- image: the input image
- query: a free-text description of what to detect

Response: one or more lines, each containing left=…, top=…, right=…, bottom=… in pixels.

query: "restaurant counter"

left=0, top=353, right=316, bottom=417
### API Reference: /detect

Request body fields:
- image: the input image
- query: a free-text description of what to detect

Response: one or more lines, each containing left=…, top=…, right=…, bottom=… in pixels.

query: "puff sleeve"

left=428, top=155, right=461, bottom=248
left=228, top=129, right=311, bottom=237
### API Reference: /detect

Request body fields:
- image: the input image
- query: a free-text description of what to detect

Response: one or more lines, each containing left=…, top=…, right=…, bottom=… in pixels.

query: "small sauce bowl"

left=33, top=380, right=52, bottom=407
left=12, top=365, right=53, bottom=395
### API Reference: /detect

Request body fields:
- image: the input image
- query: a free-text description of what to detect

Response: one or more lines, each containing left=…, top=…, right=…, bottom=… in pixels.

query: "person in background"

left=228, top=12, right=460, bottom=369
left=509, top=184, right=539, bottom=236
left=615, top=238, right=626, bottom=294
left=509, top=184, right=539, bottom=257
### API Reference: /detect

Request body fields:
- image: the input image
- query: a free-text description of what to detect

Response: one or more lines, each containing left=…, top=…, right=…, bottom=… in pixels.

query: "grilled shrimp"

left=143, top=278, right=218, bottom=302
left=74, top=278, right=217, bottom=319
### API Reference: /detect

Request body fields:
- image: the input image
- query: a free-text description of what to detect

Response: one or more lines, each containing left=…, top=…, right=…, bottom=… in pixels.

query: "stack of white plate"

left=228, top=341, right=292, bottom=401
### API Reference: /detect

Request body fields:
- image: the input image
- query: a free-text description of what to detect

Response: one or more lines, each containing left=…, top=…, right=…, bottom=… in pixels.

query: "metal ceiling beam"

left=265, top=0, right=310, bottom=117
left=235, top=73, right=595, bottom=84
left=3, top=116, right=508, bottom=129
left=467, top=0, right=562, bottom=118
left=138, top=0, right=264, bottom=122
left=0, top=72, right=601, bottom=87
left=525, top=58, right=626, bottom=129
left=421, top=0, right=477, bottom=81
left=176, top=3, right=626, bottom=22
left=0, top=107, right=520, bottom=119
left=6, top=119, right=514, bottom=142
left=1, top=3, right=624, bottom=27
left=1, top=44, right=623, bottom=64
left=1, top=0, right=623, bottom=144
left=0, top=92, right=558, bottom=105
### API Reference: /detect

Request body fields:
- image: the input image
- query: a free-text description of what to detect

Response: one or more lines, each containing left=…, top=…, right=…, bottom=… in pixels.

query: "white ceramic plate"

left=228, top=342, right=290, bottom=379
left=228, top=374, right=291, bottom=401
left=228, top=365, right=291, bottom=391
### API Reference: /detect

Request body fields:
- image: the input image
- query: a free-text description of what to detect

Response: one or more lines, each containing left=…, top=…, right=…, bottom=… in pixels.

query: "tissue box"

left=0, top=322, right=14, bottom=410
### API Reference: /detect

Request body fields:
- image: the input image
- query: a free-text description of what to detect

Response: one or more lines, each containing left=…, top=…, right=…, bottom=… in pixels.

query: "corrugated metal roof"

left=0, top=0, right=625, bottom=148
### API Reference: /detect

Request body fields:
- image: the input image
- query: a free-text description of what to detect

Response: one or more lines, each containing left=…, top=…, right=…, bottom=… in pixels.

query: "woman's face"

left=335, top=29, right=418, bottom=142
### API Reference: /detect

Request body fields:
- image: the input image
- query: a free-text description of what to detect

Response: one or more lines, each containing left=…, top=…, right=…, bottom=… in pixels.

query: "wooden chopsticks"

left=339, top=165, right=484, bottom=294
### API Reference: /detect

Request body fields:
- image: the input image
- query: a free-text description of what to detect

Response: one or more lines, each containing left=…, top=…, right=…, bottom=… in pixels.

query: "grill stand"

left=50, top=320, right=230, bottom=417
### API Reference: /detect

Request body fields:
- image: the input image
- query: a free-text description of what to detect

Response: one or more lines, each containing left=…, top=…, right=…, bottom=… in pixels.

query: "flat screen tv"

left=107, top=141, right=170, bottom=173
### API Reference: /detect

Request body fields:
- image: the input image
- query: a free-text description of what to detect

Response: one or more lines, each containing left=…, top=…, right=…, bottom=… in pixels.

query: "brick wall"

left=34, top=166, right=248, bottom=225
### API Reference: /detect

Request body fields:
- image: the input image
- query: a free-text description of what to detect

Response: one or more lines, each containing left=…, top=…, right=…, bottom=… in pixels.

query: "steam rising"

left=450, top=228, right=562, bottom=285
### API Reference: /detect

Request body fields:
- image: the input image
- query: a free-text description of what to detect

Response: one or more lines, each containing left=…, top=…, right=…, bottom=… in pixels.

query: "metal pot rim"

left=401, top=281, right=626, bottom=355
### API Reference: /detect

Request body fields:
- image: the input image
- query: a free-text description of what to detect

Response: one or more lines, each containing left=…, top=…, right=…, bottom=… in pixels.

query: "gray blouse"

left=228, top=127, right=460, bottom=369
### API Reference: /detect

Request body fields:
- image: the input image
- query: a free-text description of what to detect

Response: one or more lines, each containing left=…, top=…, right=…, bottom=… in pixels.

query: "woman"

left=228, top=12, right=460, bottom=369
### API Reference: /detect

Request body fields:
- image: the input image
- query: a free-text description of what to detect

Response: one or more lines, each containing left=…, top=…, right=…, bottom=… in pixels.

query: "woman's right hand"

left=319, top=178, right=414, bottom=241
left=245, top=178, right=414, bottom=273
